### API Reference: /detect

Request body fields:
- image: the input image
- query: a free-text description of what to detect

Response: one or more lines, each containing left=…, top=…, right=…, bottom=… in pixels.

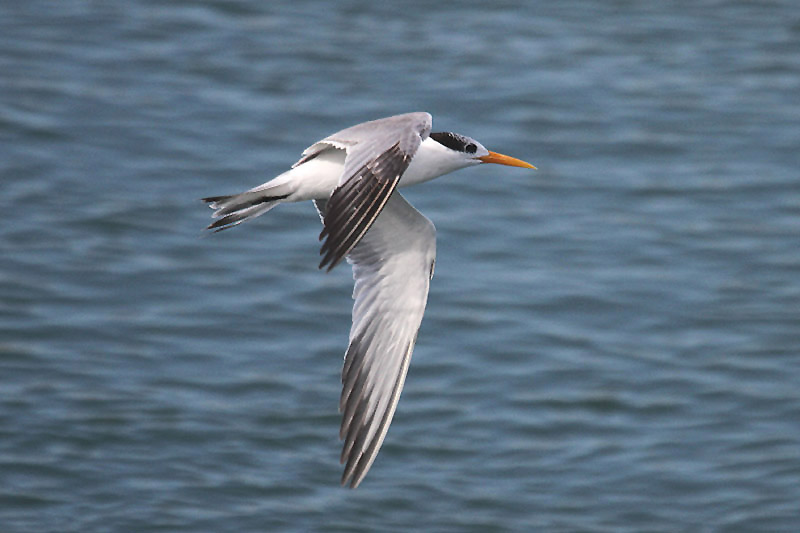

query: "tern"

left=203, top=112, right=535, bottom=488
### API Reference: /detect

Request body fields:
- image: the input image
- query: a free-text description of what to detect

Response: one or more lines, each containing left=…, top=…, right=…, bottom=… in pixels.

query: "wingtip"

left=340, top=462, right=363, bottom=489
left=318, top=260, right=338, bottom=272
left=340, top=475, right=357, bottom=489
left=318, top=250, right=343, bottom=272
left=341, top=475, right=361, bottom=489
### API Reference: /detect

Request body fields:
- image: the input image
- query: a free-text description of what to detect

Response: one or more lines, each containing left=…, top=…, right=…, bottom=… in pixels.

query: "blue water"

left=2, top=1, right=799, bottom=531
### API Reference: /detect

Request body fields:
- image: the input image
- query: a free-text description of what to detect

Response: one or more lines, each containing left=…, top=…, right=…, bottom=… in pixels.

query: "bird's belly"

left=287, top=141, right=454, bottom=201
left=287, top=149, right=347, bottom=202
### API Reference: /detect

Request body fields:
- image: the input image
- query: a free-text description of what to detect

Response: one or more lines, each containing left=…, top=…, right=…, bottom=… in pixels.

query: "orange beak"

left=477, top=151, right=536, bottom=169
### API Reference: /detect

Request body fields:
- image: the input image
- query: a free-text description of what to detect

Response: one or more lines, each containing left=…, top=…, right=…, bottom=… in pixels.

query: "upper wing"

left=307, top=112, right=432, bottom=271
left=316, top=192, right=437, bottom=488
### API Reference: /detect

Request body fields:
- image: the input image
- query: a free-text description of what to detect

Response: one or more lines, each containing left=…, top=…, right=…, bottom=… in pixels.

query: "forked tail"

left=202, top=191, right=290, bottom=232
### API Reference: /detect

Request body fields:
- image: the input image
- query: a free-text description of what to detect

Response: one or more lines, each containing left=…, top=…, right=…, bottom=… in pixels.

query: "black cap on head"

left=430, top=132, right=478, bottom=154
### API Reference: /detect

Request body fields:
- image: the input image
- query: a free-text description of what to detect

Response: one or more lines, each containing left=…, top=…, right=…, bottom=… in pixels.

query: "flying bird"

left=202, top=112, right=535, bottom=488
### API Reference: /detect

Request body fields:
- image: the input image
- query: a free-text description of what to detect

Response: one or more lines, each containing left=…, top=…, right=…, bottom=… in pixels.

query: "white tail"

left=202, top=190, right=290, bottom=232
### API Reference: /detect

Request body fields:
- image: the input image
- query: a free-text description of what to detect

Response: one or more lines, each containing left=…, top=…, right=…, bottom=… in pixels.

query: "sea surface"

left=2, top=1, right=799, bottom=531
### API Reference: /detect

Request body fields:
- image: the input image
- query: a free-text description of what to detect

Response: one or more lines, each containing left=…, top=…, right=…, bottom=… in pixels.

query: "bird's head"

left=429, top=131, right=536, bottom=171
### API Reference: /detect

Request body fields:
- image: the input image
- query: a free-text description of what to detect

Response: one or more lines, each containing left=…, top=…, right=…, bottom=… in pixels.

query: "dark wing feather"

left=332, top=192, right=437, bottom=488
left=318, top=143, right=411, bottom=271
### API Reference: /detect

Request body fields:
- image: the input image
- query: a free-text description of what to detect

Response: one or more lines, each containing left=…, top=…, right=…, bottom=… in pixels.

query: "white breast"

left=400, top=137, right=472, bottom=188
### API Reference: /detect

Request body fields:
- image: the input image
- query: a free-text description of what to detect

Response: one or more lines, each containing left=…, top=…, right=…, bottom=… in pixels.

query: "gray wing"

left=304, top=112, right=432, bottom=271
left=315, top=192, right=437, bottom=488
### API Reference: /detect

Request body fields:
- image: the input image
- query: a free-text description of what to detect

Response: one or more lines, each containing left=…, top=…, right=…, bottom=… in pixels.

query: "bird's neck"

left=399, top=137, right=472, bottom=188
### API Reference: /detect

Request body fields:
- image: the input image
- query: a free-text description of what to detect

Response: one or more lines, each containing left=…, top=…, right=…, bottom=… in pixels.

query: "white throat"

left=399, top=137, right=477, bottom=188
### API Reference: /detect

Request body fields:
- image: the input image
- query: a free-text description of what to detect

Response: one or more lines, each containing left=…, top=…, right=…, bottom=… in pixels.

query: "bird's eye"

left=465, top=143, right=477, bottom=154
